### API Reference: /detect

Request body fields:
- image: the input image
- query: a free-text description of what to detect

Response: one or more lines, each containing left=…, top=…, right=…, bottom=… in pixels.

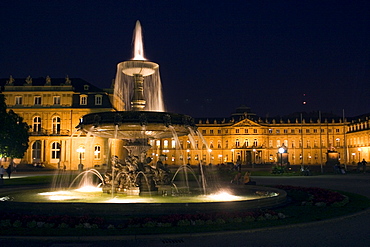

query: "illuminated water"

left=3, top=187, right=279, bottom=204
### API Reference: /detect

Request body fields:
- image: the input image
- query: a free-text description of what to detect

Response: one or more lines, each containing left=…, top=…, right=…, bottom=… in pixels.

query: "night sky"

left=1, top=1, right=369, bottom=118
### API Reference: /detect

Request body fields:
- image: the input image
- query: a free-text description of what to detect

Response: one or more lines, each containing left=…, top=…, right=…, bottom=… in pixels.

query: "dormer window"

left=80, top=95, right=87, bottom=105
left=34, top=96, right=42, bottom=105
left=95, top=95, right=102, bottom=105
left=15, top=96, right=23, bottom=105
left=84, top=85, right=90, bottom=91
left=53, top=96, right=61, bottom=105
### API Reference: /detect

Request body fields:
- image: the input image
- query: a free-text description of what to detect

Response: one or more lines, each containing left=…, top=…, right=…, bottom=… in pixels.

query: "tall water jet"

left=113, top=20, right=165, bottom=112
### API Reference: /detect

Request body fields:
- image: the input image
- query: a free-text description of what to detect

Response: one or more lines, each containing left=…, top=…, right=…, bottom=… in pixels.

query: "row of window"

left=31, top=141, right=101, bottom=160
left=152, top=137, right=347, bottom=150
left=14, top=94, right=103, bottom=106
left=32, top=116, right=61, bottom=134
left=201, top=129, right=258, bottom=134
left=201, top=128, right=342, bottom=135
left=269, top=128, right=340, bottom=134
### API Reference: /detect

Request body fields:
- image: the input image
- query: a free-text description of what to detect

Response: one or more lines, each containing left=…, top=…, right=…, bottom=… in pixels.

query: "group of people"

left=357, top=159, right=367, bottom=173
left=0, top=164, right=13, bottom=179
left=231, top=170, right=255, bottom=185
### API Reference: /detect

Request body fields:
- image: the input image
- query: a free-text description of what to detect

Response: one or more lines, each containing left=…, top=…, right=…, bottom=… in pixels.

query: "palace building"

left=1, top=76, right=369, bottom=169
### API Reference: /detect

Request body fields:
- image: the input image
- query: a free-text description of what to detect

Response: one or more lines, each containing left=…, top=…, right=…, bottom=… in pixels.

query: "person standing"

left=6, top=163, right=13, bottom=179
left=0, top=165, right=5, bottom=179
left=362, top=159, right=367, bottom=173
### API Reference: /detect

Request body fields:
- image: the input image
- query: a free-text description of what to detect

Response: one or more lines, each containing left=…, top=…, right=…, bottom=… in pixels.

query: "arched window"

left=236, top=139, right=240, bottom=147
left=217, top=140, right=221, bottom=149
left=52, top=116, right=61, bottom=134
left=33, top=116, right=42, bottom=133
left=244, top=139, right=249, bottom=147
left=94, top=145, right=101, bottom=160
left=171, top=139, right=176, bottom=149
left=163, top=140, right=169, bottom=149
left=51, top=142, right=61, bottom=159
left=32, top=140, right=41, bottom=162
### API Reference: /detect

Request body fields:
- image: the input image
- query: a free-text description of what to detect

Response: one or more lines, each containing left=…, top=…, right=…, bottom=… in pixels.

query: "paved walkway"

left=1, top=173, right=370, bottom=246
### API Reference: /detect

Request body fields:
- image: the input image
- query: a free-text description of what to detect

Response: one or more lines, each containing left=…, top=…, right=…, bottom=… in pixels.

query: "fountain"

left=0, top=21, right=286, bottom=212
left=77, top=20, right=199, bottom=196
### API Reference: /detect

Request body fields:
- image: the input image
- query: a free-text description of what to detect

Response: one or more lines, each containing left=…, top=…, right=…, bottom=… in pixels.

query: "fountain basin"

left=77, top=111, right=196, bottom=139
left=0, top=186, right=287, bottom=216
left=120, top=60, right=159, bottom=76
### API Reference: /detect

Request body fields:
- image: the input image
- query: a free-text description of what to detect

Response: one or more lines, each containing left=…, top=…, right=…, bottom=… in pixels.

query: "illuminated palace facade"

left=1, top=76, right=370, bottom=169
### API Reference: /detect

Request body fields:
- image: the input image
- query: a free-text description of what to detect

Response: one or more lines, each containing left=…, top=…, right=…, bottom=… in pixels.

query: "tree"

left=0, top=94, right=29, bottom=158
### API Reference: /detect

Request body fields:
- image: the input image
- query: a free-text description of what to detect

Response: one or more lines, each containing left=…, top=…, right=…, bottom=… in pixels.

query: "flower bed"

left=274, top=185, right=349, bottom=207
left=0, top=209, right=287, bottom=230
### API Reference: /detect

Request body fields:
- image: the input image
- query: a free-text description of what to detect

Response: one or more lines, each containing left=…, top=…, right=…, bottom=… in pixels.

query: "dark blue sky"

left=1, top=0, right=369, bottom=118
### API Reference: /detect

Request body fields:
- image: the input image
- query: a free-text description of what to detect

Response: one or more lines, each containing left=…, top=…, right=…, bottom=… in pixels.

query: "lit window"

left=94, top=145, right=101, bottom=160
left=34, top=96, right=42, bottom=105
left=80, top=95, right=87, bottom=105
left=171, top=139, right=176, bottom=148
left=244, top=139, right=249, bottom=147
left=156, top=140, right=161, bottom=147
left=95, top=95, right=102, bottom=105
left=53, top=96, right=61, bottom=105
left=32, top=140, right=41, bottom=161
left=51, top=142, right=61, bottom=159
left=52, top=116, right=61, bottom=134
left=163, top=140, right=168, bottom=148
left=15, top=96, right=22, bottom=105
left=33, top=116, right=42, bottom=132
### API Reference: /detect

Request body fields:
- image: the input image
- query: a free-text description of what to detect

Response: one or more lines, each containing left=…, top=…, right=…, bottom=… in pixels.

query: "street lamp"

left=278, top=147, right=285, bottom=168
left=76, top=146, right=85, bottom=172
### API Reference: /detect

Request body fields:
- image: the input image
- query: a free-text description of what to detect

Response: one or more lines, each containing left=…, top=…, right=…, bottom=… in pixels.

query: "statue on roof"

left=45, top=75, right=51, bottom=85
left=6, top=75, right=14, bottom=85
left=65, top=75, right=71, bottom=85
left=25, top=76, right=32, bottom=85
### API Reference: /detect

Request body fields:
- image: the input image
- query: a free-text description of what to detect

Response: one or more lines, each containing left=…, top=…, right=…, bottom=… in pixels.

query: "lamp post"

left=76, top=147, right=85, bottom=172
left=278, top=147, right=285, bottom=168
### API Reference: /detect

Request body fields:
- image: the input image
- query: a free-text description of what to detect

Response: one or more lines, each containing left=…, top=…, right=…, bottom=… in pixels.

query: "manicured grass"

left=1, top=175, right=54, bottom=186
